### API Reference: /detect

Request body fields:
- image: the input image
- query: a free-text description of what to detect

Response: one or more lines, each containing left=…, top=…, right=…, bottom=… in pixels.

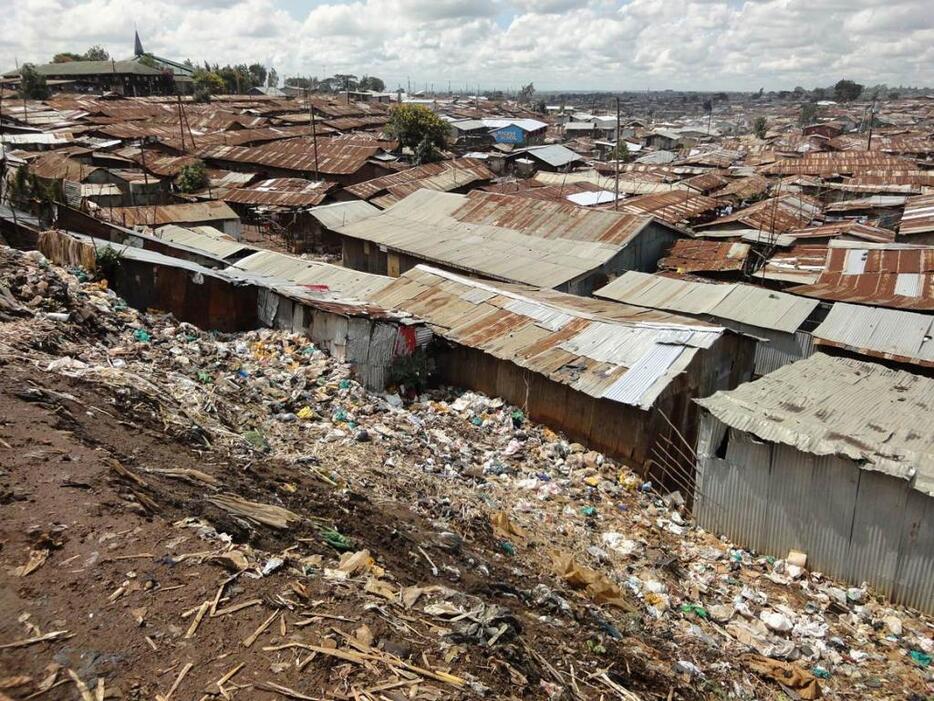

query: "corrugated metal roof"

left=761, top=151, right=916, bottom=176
left=824, top=195, right=907, bottom=212
left=203, top=137, right=385, bottom=176
left=595, top=271, right=818, bottom=334
left=344, top=158, right=494, bottom=201
left=517, top=144, right=583, bottom=168
left=713, top=174, right=769, bottom=200
left=98, top=200, right=239, bottom=227
left=230, top=250, right=393, bottom=299
left=333, top=189, right=629, bottom=288
left=789, top=242, right=934, bottom=311
left=787, top=221, right=895, bottom=244
left=223, top=178, right=336, bottom=207
left=620, top=190, right=720, bottom=225
left=696, top=193, right=822, bottom=234
left=155, top=224, right=252, bottom=259
left=450, top=190, right=658, bottom=245
left=758, top=244, right=828, bottom=285
left=309, top=200, right=381, bottom=230
left=370, top=265, right=725, bottom=410
left=697, top=354, right=934, bottom=497
left=658, top=239, right=750, bottom=273
left=813, top=302, right=934, bottom=368
left=900, top=193, right=934, bottom=239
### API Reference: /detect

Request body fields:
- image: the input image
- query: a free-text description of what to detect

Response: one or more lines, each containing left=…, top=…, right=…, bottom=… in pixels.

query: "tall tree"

left=753, top=116, right=768, bottom=139
left=18, top=64, right=49, bottom=100
left=517, top=82, right=535, bottom=105
left=833, top=79, right=864, bottom=103
left=333, top=74, right=358, bottom=91
left=192, top=68, right=224, bottom=102
left=798, top=102, right=819, bottom=126
left=248, top=63, right=267, bottom=88
left=83, top=45, right=110, bottom=61
left=385, top=104, right=447, bottom=155
left=52, top=52, right=83, bottom=63
left=267, top=67, right=278, bottom=88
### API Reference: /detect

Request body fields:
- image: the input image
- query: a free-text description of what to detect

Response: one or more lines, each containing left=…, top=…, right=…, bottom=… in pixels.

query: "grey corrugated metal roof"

left=332, top=189, right=632, bottom=289
left=230, top=250, right=393, bottom=299
left=697, top=354, right=934, bottom=496
left=517, top=144, right=584, bottom=168
left=154, top=224, right=252, bottom=260
left=309, top=200, right=381, bottom=230
left=595, top=271, right=818, bottom=334
left=812, top=302, right=934, bottom=368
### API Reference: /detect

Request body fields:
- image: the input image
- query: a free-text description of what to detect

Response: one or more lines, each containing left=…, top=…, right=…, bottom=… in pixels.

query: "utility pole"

left=308, top=78, right=320, bottom=182
left=867, top=98, right=876, bottom=150
left=614, top=97, right=620, bottom=211
left=176, top=94, right=188, bottom=151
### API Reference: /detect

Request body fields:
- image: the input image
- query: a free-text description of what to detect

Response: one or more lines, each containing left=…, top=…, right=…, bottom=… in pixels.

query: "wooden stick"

left=184, top=601, right=210, bottom=639
left=213, top=598, right=262, bottom=617
left=242, top=611, right=277, bottom=648
left=158, top=662, right=192, bottom=701
left=0, top=631, right=71, bottom=649
left=66, top=670, right=94, bottom=701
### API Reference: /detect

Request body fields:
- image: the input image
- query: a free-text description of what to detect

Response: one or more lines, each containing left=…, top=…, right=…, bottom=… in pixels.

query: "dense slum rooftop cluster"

left=2, top=70, right=934, bottom=699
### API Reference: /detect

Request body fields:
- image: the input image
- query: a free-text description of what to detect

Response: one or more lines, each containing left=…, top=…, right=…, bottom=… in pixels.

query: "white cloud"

left=0, top=0, right=931, bottom=90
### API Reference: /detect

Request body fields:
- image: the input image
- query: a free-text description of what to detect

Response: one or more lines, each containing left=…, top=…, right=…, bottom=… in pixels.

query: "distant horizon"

left=2, top=0, right=932, bottom=92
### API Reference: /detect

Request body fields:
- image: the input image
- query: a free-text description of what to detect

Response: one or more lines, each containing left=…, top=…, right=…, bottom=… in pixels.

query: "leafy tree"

left=518, top=82, right=535, bottom=105
left=608, top=141, right=630, bottom=162
left=248, top=63, right=267, bottom=87
left=333, top=73, right=358, bottom=91
left=798, top=102, right=818, bottom=126
left=702, top=98, right=712, bottom=114
left=18, top=64, right=49, bottom=100
left=812, top=87, right=827, bottom=100
left=534, top=99, right=547, bottom=114
left=753, top=116, right=768, bottom=139
left=833, top=79, right=863, bottom=103
left=83, top=45, right=110, bottom=61
left=385, top=104, right=447, bottom=153
left=413, top=135, right=441, bottom=165
left=175, top=161, right=208, bottom=193
left=52, top=52, right=83, bottom=63
left=267, top=67, right=278, bottom=88
left=889, top=91, right=900, bottom=100
left=192, top=69, right=224, bottom=102
left=358, top=75, right=385, bottom=92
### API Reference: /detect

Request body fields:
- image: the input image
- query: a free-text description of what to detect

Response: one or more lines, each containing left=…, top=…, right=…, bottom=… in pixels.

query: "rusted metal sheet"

left=620, top=190, right=720, bottom=225
left=97, top=200, right=240, bottom=228
left=345, top=158, right=494, bottom=201
left=789, top=243, right=934, bottom=311
left=762, top=151, right=916, bottom=176
left=223, top=178, right=337, bottom=207
left=202, top=137, right=385, bottom=176
left=900, top=193, right=934, bottom=240
left=787, top=221, right=895, bottom=244
left=370, top=265, right=726, bottom=410
left=658, top=239, right=749, bottom=273
left=696, top=193, right=822, bottom=234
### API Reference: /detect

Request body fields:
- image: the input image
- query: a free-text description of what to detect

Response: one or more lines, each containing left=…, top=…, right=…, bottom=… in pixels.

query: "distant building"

left=2, top=60, right=174, bottom=96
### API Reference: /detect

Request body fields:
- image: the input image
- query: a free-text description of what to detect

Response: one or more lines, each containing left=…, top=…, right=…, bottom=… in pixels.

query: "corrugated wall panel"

left=761, top=444, right=814, bottom=557
left=708, top=429, right=773, bottom=552
left=846, top=470, right=909, bottom=597
left=893, top=490, right=934, bottom=612
left=798, top=452, right=860, bottom=583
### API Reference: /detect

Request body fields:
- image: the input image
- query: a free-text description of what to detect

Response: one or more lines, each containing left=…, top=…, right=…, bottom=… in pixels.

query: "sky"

left=1, top=0, right=932, bottom=92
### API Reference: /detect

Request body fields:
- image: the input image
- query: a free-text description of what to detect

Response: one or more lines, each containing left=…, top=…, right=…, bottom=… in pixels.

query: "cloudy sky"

left=1, top=0, right=931, bottom=91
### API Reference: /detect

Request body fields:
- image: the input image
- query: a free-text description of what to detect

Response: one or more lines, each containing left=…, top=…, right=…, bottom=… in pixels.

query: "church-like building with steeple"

left=128, top=30, right=194, bottom=92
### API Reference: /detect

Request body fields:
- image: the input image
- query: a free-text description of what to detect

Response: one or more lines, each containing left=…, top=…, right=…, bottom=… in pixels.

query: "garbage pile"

left=1, top=244, right=932, bottom=700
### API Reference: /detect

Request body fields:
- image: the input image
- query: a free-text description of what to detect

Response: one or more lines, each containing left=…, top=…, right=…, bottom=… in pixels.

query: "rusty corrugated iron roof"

left=620, top=189, right=720, bottom=225
left=696, top=193, right=822, bottom=234
left=223, top=178, right=337, bottom=207
left=658, top=239, right=750, bottom=273
left=97, top=200, right=240, bottom=228
left=370, top=264, right=725, bottom=410
left=900, top=193, right=934, bottom=240
left=787, top=221, right=895, bottom=244
left=345, top=158, right=494, bottom=201
left=202, top=137, right=385, bottom=176
left=761, top=151, right=916, bottom=176
left=788, top=242, right=934, bottom=311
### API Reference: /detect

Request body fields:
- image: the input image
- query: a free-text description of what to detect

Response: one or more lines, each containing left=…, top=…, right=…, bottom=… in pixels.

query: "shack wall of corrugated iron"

left=695, top=423, right=934, bottom=613
left=751, top=329, right=814, bottom=376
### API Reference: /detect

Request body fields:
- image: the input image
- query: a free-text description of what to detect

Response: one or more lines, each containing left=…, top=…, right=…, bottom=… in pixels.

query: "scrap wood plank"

left=206, top=494, right=301, bottom=529
left=255, top=681, right=323, bottom=700
left=242, top=611, right=278, bottom=648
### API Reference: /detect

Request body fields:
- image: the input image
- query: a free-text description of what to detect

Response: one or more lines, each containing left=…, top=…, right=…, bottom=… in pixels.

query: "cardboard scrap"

left=491, top=512, right=527, bottom=541
left=552, top=551, right=635, bottom=611
left=741, top=654, right=822, bottom=700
